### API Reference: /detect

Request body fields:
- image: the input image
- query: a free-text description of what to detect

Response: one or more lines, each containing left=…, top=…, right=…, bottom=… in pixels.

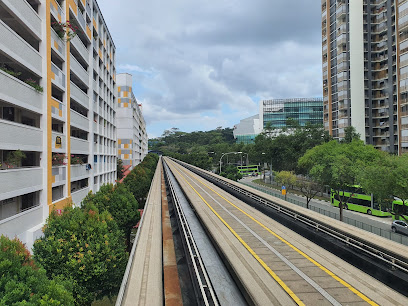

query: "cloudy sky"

left=98, top=0, right=323, bottom=138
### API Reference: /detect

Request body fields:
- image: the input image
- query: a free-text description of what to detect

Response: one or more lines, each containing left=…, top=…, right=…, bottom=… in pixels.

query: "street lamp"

left=219, top=152, right=239, bottom=174
left=261, top=152, right=266, bottom=182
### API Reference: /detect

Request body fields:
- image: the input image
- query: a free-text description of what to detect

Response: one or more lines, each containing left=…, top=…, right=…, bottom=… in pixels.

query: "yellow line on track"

left=171, top=160, right=379, bottom=306
left=170, top=163, right=305, bottom=306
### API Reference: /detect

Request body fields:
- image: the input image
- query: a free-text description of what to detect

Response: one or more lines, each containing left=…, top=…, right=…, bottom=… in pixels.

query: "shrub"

left=0, top=235, right=74, bottom=305
left=33, top=206, right=128, bottom=305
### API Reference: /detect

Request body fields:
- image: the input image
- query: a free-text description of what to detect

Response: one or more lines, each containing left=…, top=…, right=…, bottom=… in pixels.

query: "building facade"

left=322, top=0, right=408, bottom=154
left=0, top=0, right=117, bottom=249
left=259, top=98, right=324, bottom=129
left=116, top=73, right=148, bottom=169
left=233, top=114, right=262, bottom=144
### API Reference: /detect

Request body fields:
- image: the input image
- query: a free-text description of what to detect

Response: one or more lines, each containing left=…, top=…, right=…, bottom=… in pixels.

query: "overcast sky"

left=98, top=0, right=323, bottom=138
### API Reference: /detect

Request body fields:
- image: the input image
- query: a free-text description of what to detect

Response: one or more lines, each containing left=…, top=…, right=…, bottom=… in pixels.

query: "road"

left=239, top=176, right=393, bottom=234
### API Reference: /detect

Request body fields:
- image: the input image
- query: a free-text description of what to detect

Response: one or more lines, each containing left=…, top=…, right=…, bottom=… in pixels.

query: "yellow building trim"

left=86, top=25, right=91, bottom=39
left=57, top=13, right=61, bottom=22
left=47, top=0, right=53, bottom=206
left=51, top=71, right=55, bottom=80
left=118, top=139, right=121, bottom=144
left=51, top=99, right=60, bottom=108
left=124, top=154, right=129, bottom=159
left=81, top=0, right=85, bottom=6
left=118, top=149, right=121, bottom=154
left=129, top=140, right=132, bottom=143
left=104, top=39, right=106, bottom=47
left=123, top=91, right=128, bottom=97
left=66, top=0, right=72, bottom=197
left=118, top=86, right=121, bottom=92
left=124, top=144, right=129, bottom=149
left=59, top=109, right=62, bottom=117
left=54, top=40, right=59, bottom=50
left=49, top=197, right=72, bottom=213
left=129, top=87, right=132, bottom=92
left=68, top=0, right=77, bottom=15
left=99, top=49, right=102, bottom=59
left=118, top=98, right=121, bottom=103
left=51, top=0, right=57, bottom=9
left=93, top=18, right=97, bottom=31
left=124, top=103, right=128, bottom=108
left=52, top=175, right=56, bottom=183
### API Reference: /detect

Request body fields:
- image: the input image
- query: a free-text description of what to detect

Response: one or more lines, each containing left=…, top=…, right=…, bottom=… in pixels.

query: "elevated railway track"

left=116, top=157, right=408, bottom=305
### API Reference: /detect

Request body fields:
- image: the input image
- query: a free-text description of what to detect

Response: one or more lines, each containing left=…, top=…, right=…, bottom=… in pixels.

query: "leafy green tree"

left=117, top=159, right=125, bottom=180
left=82, top=184, right=140, bottom=241
left=298, top=140, right=383, bottom=221
left=359, top=154, right=408, bottom=219
left=341, top=126, right=361, bottom=143
left=124, top=166, right=151, bottom=208
left=33, top=206, right=128, bottom=305
left=275, top=171, right=297, bottom=188
left=220, top=165, right=242, bottom=181
left=0, top=235, right=74, bottom=305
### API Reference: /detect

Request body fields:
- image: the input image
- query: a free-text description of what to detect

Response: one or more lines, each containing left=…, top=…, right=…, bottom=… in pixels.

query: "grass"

left=251, top=179, right=330, bottom=202
left=92, top=296, right=117, bottom=306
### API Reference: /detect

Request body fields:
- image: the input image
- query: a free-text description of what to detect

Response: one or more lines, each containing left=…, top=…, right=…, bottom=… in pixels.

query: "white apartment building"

left=0, top=0, right=117, bottom=249
left=116, top=73, right=148, bottom=169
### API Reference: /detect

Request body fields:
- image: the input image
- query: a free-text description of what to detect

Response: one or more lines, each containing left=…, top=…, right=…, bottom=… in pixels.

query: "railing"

left=51, top=62, right=65, bottom=89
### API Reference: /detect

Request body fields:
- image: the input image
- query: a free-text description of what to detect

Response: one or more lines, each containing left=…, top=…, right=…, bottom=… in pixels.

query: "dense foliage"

left=82, top=183, right=140, bottom=242
left=117, top=159, right=125, bottom=180
left=33, top=206, right=128, bottom=305
left=0, top=235, right=74, bottom=305
left=123, top=153, right=159, bottom=207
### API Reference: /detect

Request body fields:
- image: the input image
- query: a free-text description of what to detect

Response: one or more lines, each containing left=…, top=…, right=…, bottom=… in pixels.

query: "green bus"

left=237, top=165, right=260, bottom=176
left=331, top=186, right=391, bottom=217
left=391, top=199, right=408, bottom=220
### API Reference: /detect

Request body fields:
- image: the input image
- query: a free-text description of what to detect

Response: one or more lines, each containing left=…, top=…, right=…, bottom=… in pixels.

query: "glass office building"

left=260, top=98, right=324, bottom=129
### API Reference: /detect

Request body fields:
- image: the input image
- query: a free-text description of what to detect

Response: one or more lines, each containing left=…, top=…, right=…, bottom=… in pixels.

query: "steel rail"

left=163, top=162, right=219, bottom=306
left=173, top=158, right=408, bottom=274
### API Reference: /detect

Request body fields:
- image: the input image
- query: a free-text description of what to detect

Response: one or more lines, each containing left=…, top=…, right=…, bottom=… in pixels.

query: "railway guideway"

left=165, top=157, right=408, bottom=306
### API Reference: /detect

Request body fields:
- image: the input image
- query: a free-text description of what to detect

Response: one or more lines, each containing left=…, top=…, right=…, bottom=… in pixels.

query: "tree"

left=298, top=140, right=383, bottom=221
left=341, top=126, right=361, bottom=143
left=220, top=165, right=243, bottom=181
left=33, top=206, right=128, bottom=305
left=117, top=159, right=125, bottom=180
left=275, top=171, right=297, bottom=188
left=295, top=177, right=323, bottom=209
left=0, top=235, right=74, bottom=305
left=82, top=183, right=140, bottom=242
left=359, top=154, right=408, bottom=220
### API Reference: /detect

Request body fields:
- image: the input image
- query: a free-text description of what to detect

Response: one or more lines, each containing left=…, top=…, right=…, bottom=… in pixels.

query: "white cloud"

left=98, top=0, right=323, bottom=136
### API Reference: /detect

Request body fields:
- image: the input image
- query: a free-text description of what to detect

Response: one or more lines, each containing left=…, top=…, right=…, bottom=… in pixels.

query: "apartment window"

left=52, top=185, right=64, bottom=202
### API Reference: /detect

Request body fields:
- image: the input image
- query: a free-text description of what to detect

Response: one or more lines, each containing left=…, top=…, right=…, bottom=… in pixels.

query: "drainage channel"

left=163, top=161, right=246, bottom=306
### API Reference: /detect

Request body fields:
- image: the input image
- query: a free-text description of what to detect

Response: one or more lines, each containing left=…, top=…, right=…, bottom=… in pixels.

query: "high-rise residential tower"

left=116, top=73, right=148, bottom=170
left=0, top=0, right=117, bottom=249
left=322, top=0, right=408, bottom=154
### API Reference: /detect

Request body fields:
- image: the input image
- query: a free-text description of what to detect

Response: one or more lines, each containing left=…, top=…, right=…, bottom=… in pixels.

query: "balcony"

left=0, top=205, right=43, bottom=245
left=52, top=131, right=66, bottom=152
left=71, top=137, right=89, bottom=154
left=0, top=120, right=42, bottom=151
left=71, top=187, right=89, bottom=206
left=0, top=20, right=42, bottom=76
left=70, top=56, right=89, bottom=85
left=1, top=0, right=42, bottom=39
left=52, top=166, right=66, bottom=187
left=51, top=62, right=65, bottom=90
left=51, top=28, right=65, bottom=60
left=0, top=69, right=43, bottom=113
left=51, top=98, right=65, bottom=121
left=71, top=35, right=89, bottom=62
left=50, top=0, right=64, bottom=22
left=70, top=109, right=89, bottom=131
left=70, top=81, right=89, bottom=109
left=0, top=167, right=42, bottom=201
left=71, top=164, right=88, bottom=180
